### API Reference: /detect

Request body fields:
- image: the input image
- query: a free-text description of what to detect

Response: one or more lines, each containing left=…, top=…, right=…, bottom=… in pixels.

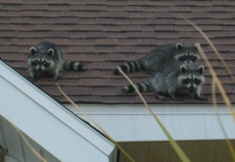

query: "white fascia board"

left=66, top=104, right=235, bottom=142
left=5, top=155, right=20, bottom=162
left=0, top=61, right=116, bottom=162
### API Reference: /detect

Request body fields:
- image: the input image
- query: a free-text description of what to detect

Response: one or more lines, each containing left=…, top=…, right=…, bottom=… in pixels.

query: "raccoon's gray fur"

left=27, top=41, right=87, bottom=81
left=122, top=62, right=207, bottom=101
left=113, top=43, right=200, bottom=75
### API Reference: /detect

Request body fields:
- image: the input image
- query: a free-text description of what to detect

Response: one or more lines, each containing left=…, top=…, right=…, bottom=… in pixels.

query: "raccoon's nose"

left=190, top=85, right=195, bottom=89
left=38, top=67, right=43, bottom=71
left=186, top=60, right=192, bottom=63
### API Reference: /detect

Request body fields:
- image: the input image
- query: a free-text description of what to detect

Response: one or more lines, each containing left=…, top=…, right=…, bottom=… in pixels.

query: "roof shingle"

left=1, top=0, right=235, bottom=104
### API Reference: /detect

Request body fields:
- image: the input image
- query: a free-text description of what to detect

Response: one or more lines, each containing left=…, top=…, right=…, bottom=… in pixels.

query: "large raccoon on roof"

left=27, top=41, right=87, bottom=82
left=122, top=61, right=207, bottom=101
left=113, top=43, right=200, bottom=75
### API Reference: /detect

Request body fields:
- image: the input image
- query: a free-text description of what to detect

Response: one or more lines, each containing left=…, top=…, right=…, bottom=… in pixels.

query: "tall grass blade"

left=212, top=80, right=235, bottom=161
left=0, top=105, right=48, bottom=162
left=194, top=42, right=235, bottom=122
left=117, top=67, right=191, bottom=162
left=179, top=16, right=235, bottom=159
left=179, top=14, right=235, bottom=81
left=56, top=83, right=136, bottom=162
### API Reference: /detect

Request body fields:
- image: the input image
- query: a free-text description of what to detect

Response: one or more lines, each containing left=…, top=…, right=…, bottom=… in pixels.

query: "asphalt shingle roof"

left=1, top=0, right=235, bottom=104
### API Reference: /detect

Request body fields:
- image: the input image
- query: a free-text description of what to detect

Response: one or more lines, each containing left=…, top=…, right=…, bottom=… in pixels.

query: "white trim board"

left=66, top=104, right=235, bottom=142
left=0, top=61, right=116, bottom=162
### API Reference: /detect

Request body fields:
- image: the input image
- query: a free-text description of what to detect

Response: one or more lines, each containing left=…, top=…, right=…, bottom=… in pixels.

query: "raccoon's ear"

left=30, top=47, right=37, bottom=56
left=198, top=65, right=204, bottom=74
left=47, top=48, right=54, bottom=57
left=176, top=43, right=184, bottom=51
left=180, top=65, right=187, bottom=74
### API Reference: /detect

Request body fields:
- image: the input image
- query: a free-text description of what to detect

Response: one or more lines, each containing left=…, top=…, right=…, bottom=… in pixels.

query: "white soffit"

left=0, top=61, right=116, bottom=162
left=66, top=103, right=235, bottom=142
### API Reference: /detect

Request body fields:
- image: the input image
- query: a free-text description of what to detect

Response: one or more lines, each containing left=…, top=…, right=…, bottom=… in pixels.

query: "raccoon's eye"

left=182, top=78, right=190, bottom=84
left=179, top=55, right=187, bottom=61
left=43, top=61, right=50, bottom=68
left=31, top=60, right=39, bottom=67
left=191, top=56, right=196, bottom=62
left=194, top=78, right=201, bottom=85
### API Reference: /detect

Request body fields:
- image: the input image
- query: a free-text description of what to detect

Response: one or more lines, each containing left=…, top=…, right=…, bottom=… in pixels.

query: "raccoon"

left=27, top=41, right=87, bottom=81
left=122, top=62, right=207, bottom=101
left=113, top=43, right=200, bottom=75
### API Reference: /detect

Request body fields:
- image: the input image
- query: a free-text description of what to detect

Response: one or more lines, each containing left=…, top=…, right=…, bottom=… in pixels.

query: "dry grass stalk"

left=212, top=80, right=235, bottom=161
left=195, top=41, right=235, bottom=122
left=179, top=14, right=235, bottom=122
left=179, top=15, right=235, bottom=160
left=196, top=45, right=235, bottom=161
left=179, top=14, right=235, bottom=81
left=117, top=67, right=191, bottom=162
left=56, top=83, right=135, bottom=162
left=0, top=105, right=47, bottom=162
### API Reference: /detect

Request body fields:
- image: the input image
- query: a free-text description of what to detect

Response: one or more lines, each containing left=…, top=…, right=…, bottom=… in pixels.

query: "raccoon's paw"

left=30, top=78, right=35, bottom=83
left=146, top=70, right=155, bottom=75
left=57, top=73, right=62, bottom=80
left=28, top=76, right=36, bottom=82
left=194, top=94, right=208, bottom=101
left=158, top=97, right=168, bottom=102
left=48, top=73, right=62, bottom=82
left=155, top=93, right=168, bottom=101
left=48, top=77, right=59, bottom=82
left=48, top=78, right=56, bottom=82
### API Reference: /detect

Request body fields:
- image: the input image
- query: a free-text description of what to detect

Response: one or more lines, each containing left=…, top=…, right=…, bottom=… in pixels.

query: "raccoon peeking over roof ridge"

left=113, top=43, right=200, bottom=75
left=122, top=61, right=207, bottom=102
left=27, top=41, right=87, bottom=82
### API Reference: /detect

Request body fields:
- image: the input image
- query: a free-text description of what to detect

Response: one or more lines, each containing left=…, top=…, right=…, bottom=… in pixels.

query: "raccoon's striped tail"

left=113, top=60, right=145, bottom=75
left=122, top=81, right=153, bottom=93
left=63, top=60, right=87, bottom=71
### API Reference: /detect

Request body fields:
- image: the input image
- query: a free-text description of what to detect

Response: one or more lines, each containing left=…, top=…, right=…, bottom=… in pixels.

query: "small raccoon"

left=113, top=43, right=200, bottom=75
left=27, top=41, right=87, bottom=81
left=122, top=62, right=207, bottom=101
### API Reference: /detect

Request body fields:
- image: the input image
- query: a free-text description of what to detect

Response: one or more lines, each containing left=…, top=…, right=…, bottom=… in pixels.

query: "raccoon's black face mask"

left=179, top=64, right=205, bottom=90
left=182, top=77, right=202, bottom=90
left=178, top=54, right=198, bottom=63
left=175, top=43, right=200, bottom=63
left=29, top=47, right=55, bottom=71
left=31, top=59, right=50, bottom=71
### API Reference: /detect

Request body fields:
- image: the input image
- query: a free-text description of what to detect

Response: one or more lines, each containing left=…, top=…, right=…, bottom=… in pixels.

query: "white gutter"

left=66, top=103, right=235, bottom=142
